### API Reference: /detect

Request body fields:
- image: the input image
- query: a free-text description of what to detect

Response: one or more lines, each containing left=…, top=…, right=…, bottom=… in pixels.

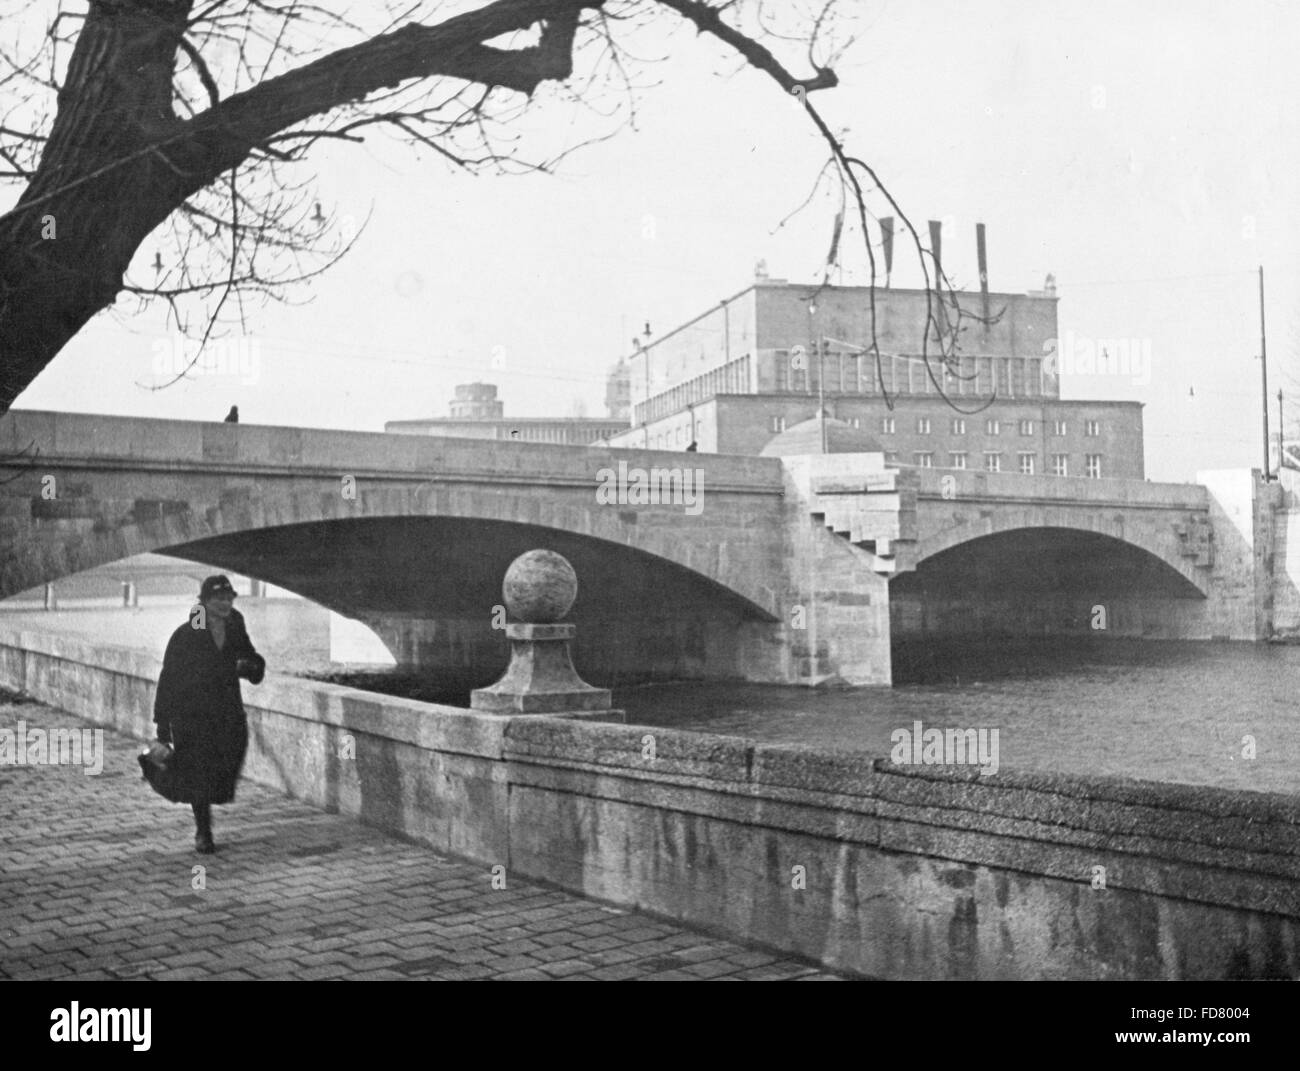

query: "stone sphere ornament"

left=502, top=549, right=578, bottom=623
left=473, top=548, right=612, bottom=714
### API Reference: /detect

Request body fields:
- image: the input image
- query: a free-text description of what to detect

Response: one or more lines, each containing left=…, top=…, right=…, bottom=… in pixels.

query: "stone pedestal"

left=470, top=549, right=616, bottom=716
left=471, top=623, right=612, bottom=713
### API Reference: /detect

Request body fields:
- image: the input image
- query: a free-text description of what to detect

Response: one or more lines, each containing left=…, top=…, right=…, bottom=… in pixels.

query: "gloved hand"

left=235, top=654, right=266, bottom=684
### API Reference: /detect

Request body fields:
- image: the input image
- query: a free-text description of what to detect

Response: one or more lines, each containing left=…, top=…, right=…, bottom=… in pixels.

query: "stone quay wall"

left=2, top=625, right=1296, bottom=980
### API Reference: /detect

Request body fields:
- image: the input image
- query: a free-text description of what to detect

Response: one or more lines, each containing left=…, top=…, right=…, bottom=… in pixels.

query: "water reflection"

left=608, top=639, right=1300, bottom=796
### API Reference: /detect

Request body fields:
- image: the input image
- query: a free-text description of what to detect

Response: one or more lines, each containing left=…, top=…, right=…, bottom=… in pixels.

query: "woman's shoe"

left=195, top=833, right=216, bottom=854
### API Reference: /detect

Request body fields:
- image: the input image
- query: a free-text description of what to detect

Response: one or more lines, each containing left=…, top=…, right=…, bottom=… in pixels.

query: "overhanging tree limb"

left=0, top=0, right=980, bottom=423
left=184, top=0, right=600, bottom=181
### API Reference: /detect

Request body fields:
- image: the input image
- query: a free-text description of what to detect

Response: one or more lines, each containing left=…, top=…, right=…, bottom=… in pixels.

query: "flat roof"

left=627, top=280, right=1058, bottom=360
left=385, top=416, right=629, bottom=428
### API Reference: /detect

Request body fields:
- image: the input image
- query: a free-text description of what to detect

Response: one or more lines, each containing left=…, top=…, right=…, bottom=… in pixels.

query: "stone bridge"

left=0, top=411, right=1271, bottom=687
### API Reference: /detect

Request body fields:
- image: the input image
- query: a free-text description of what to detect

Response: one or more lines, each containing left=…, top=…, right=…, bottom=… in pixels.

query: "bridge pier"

left=771, top=454, right=902, bottom=687
left=1198, top=468, right=1277, bottom=641
left=365, top=602, right=765, bottom=693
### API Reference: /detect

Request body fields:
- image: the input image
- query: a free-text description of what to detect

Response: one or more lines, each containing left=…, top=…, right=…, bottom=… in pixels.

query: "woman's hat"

left=199, top=575, right=238, bottom=601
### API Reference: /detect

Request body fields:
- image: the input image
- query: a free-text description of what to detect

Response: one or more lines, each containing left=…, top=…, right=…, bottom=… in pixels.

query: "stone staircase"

left=807, top=468, right=918, bottom=574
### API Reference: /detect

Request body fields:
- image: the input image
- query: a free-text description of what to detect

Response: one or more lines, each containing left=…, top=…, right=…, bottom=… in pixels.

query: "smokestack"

left=976, top=222, right=990, bottom=327
left=879, top=216, right=894, bottom=287
left=928, top=220, right=943, bottom=288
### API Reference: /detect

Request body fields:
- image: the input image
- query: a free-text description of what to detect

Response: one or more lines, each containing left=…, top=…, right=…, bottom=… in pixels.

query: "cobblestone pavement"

left=0, top=699, right=846, bottom=981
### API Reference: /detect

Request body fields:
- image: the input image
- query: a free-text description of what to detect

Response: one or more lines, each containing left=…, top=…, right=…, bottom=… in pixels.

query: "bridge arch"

left=6, top=480, right=783, bottom=620
left=7, top=480, right=784, bottom=688
left=910, top=509, right=1210, bottom=598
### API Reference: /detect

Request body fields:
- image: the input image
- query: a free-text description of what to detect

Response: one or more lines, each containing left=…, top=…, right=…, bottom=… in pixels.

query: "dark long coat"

left=152, top=608, right=264, bottom=805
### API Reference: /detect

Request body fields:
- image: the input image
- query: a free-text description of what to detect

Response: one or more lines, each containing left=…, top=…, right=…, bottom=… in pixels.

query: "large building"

left=386, top=382, right=627, bottom=446
left=607, top=276, right=1144, bottom=479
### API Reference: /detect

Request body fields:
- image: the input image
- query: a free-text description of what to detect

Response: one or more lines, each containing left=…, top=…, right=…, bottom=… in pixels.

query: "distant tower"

left=605, top=358, right=631, bottom=421
left=450, top=382, right=503, bottom=420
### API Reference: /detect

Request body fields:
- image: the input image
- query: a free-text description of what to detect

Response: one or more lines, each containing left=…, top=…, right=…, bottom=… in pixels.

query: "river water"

left=610, top=638, right=1300, bottom=796
left=3, top=604, right=1295, bottom=796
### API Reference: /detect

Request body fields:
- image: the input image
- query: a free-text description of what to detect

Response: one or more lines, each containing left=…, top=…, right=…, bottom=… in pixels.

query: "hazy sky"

left=9, top=0, right=1299, bottom=482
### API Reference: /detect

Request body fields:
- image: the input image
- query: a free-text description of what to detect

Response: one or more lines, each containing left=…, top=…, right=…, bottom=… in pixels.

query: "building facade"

left=608, top=278, right=1144, bottom=479
left=638, top=394, right=1141, bottom=479
left=386, top=382, right=628, bottom=446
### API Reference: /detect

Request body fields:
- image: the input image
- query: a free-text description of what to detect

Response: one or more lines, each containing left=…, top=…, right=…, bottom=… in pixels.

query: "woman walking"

left=153, top=575, right=265, bottom=853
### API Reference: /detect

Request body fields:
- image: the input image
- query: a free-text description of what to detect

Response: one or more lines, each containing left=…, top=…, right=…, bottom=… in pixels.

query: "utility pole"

left=1279, top=388, right=1285, bottom=472
left=808, top=301, right=826, bottom=453
left=819, top=340, right=827, bottom=454
left=1260, top=265, right=1271, bottom=480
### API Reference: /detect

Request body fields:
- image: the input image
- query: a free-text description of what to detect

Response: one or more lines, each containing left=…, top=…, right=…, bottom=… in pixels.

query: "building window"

left=984, top=453, right=1001, bottom=473
left=948, top=452, right=968, bottom=470
left=1086, top=454, right=1102, bottom=478
left=1051, top=420, right=1067, bottom=436
left=917, top=417, right=931, bottom=434
left=986, top=418, right=1000, bottom=435
left=771, top=416, right=786, bottom=433
left=1085, top=420, right=1101, bottom=437
left=950, top=418, right=966, bottom=435
left=882, top=417, right=895, bottom=435
left=884, top=451, right=899, bottom=465
left=1009, top=359, right=1024, bottom=396
left=1051, top=454, right=1069, bottom=476
left=1019, top=420, right=1034, bottom=436
left=914, top=452, right=934, bottom=468
left=1018, top=453, right=1035, bottom=475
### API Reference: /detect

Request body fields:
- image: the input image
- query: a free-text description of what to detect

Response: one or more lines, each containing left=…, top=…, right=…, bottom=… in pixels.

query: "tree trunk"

left=0, top=0, right=194, bottom=410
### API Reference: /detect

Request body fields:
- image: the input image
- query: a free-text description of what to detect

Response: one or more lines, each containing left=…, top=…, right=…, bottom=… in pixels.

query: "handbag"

left=138, top=740, right=185, bottom=803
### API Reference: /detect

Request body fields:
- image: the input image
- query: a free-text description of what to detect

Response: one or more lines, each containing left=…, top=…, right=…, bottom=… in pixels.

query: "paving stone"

left=440, top=964, right=495, bottom=980
left=586, top=963, right=647, bottom=980
left=491, top=938, right=545, bottom=956
left=298, top=964, right=352, bottom=980
left=538, top=959, right=597, bottom=977
left=724, top=950, right=780, bottom=968
left=681, top=960, right=746, bottom=979
left=152, top=966, right=214, bottom=981
left=584, top=947, right=644, bottom=966
left=572, top=934, right=627, bottom=952
left=481, top=954, right=543, bottom=973
left=0, top=698, right=849, bottom=983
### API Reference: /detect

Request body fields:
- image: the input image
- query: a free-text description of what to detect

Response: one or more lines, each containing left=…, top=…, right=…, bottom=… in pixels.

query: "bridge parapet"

left=0, top=409, right=785, bottom=493
left=913, top=467, right=1210, bottom=510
